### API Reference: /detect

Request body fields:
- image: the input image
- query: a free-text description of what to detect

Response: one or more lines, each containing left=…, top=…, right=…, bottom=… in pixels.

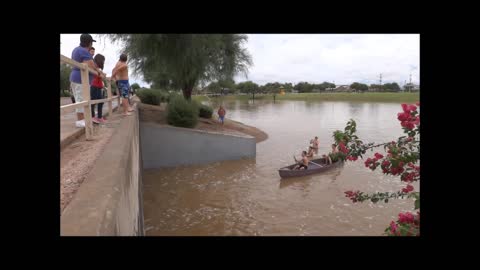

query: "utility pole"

left=378, top=73, right=382, bottom=92
left=409, top=73, right=412, bottom=92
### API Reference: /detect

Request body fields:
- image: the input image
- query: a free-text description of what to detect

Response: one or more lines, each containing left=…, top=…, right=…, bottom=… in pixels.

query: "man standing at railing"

left=111, top=53, right=134, bottom=116
left=69, top=34, right=103, bottom=128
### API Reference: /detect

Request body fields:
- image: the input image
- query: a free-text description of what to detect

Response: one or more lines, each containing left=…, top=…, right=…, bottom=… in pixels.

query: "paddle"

left=294, top=153, right=322, bottom=167
left=309, top=161, right=323, bottom=167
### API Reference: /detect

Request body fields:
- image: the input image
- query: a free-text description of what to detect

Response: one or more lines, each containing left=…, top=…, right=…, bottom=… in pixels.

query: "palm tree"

left=102, top=34, right=252, bottom=100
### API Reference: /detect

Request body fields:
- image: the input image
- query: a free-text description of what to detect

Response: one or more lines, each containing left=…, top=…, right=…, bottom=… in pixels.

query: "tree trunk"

left=182, top=87, right=193, bottom=101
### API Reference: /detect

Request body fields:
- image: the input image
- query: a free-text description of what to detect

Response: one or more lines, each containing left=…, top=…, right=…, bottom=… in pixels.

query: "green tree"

left=383, top=82, right=401, bottom=92
left=206, top=81, right=221, bottom=94
left=131, top=83, right=141, bottom=91
left=219, top=78, right=236, bottom=94
left=60, top=63, right=72, bottom=93
left=294, top=82, right=314, bottom=93
left=350, top=82, right=368, bottom=92
left=237, top=81, right=259, bottom=94
left=102, top=34, right=252, bottom=100
left=144, top=70, right=173, bottom=90
left=369, top=84, right=384, bottom=92
left=318, top=81, right=335, bottom=90
left=283, top=82, right=293, bottom=92
left=262, top=82, right=281, bottom=94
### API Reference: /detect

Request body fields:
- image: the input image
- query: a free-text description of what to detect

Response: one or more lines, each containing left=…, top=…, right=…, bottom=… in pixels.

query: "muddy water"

left=143, top=99, right=419, bottom=236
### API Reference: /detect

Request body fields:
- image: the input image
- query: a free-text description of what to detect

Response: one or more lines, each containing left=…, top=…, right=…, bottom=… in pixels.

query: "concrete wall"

left=140, top=122, right=256, bottom=169
left=61, top=109, right=144, bottom=236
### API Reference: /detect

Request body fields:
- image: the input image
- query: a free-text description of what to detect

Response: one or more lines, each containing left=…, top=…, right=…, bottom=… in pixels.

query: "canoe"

left=278, top=157, right=344, bottom=178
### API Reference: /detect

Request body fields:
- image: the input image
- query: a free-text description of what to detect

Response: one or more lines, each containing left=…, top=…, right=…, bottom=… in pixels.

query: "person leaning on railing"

left=69, top=34, right=103, bottom=128
left=90, top=54, right=107, bottom=124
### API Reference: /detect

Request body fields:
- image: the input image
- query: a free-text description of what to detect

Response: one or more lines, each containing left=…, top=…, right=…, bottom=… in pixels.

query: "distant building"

left=403, top=83, right=420, bottom=92
left=368, top=86, right=381, bottom=92
left=334, top=85, right=351, bottom=92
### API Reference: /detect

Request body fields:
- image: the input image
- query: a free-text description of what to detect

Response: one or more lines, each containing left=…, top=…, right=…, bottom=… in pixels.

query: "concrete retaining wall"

left=140, top=122, right=256, bottom=169
left=61, top=103, right=257, bottom=235
left=61, top=109, right=144, bottom=236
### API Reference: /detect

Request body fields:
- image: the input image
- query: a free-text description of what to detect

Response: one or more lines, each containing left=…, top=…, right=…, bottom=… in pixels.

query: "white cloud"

left=61, top=34, right=419, bottom=88
left=236, top=34, right=420, bottom=86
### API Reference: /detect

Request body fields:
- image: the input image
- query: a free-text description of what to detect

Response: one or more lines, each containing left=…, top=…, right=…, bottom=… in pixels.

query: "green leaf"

left=399, top=224, right=409, bottom=236
left=384, top=198, right=389, bottom=203
left=371, top=197, right=379, bottom=203
left=415, top=199, right=420, bottom=210
left=391, top=159, right=399, bottom=168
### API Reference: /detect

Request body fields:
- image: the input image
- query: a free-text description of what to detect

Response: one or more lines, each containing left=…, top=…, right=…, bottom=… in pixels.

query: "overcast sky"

left=60, top=34, right=419, bottom=87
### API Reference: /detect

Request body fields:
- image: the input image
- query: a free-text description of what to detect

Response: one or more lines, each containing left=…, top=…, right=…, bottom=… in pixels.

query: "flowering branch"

left=336, top=102, right=420, bottom=236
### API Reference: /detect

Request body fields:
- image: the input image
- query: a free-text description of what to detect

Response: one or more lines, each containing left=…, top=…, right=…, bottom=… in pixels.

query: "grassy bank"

left=194, top=92, right=420, bottom=103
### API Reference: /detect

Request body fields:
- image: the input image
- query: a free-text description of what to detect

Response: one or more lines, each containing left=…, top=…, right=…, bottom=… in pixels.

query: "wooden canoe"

left=278, top=157, right=344, bottom=178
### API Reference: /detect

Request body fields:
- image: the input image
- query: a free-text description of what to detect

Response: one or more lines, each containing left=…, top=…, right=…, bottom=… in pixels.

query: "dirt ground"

left=60, top=106, right=128, bottom=214
left=138, top=102, right=268, bottom=143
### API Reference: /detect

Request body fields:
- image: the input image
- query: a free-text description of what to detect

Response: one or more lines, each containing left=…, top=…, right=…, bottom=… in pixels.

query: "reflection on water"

left=143, top=99, right=419, bottom=236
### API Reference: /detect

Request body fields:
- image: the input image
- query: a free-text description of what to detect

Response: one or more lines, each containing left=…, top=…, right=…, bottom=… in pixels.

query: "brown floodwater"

left=143, top=99, right=419, bottom=236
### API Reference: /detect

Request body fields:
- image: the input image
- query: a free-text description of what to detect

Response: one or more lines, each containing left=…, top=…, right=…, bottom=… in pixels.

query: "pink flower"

left=408, top=105, right=417, bottom=112
left=364, top=158, right=371, bottom=167
left=405, top=122, right=415, bottom=130
left=347, top=156, right=358, bottom=161
left=345, top=190, right=360, bottom=203
left=397, top=112, right=410, bottom=122
left=401, top=104, right=409, bottom=113
left=338, top=143, right=349, bottom=154
left=402, top=184, right=414, bottom=193
left=398, top=212, right=415, bottom=224
left=374, top=153, right=384, bottom=159
left=382, top=160, right=390, bottom=166
left=416, top=102, right=420, bottom=106
left=390, top=221, right=398, bottom=234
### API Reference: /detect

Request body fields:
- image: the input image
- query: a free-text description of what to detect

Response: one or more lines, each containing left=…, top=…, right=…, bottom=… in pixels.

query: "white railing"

left=60, top=54, right=121, bottom=140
